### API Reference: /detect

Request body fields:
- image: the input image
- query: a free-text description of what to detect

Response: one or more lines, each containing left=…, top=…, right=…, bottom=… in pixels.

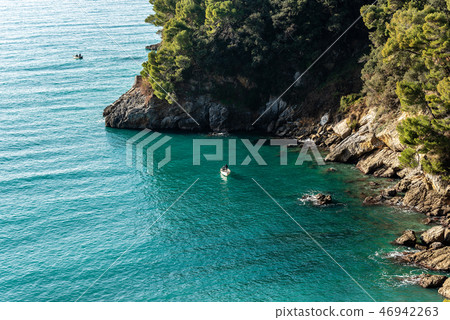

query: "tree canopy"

left=361, top=0, right=450, bottom=177
left=142, top=0, right=368, bottom=106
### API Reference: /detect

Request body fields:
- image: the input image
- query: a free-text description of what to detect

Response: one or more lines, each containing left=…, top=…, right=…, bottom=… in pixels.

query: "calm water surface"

left=0, top=0, right=444, bottom=301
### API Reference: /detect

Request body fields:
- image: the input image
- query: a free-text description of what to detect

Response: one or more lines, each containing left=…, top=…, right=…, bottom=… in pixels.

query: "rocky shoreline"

left=105, top=76, right=450, bottom=299
left=292, top=109, right=450, bottom=299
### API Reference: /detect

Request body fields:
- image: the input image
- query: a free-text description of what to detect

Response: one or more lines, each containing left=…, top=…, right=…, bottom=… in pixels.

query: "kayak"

left=220, top=168, right=231, bottom=177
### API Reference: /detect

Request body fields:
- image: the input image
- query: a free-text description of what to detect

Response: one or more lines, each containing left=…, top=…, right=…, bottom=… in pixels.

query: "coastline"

left=104, top=77, right=450, bottom=298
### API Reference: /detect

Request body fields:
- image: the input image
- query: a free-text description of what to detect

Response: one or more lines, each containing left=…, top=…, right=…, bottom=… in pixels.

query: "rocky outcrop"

left=356, top=148, right=401, bottom=178
left=332, top=119, right=351, bottom=139
left=421, top=226, right=447, bottom=246
left=419, top=274, right=447, bottom=288
left=325, top=110, right=385, bottom=163
left=145, top=43, right=161, bottom=51
left=394, top=230, right=416, bottom=247
left=104, top=76, right=295, bottom=133
left=438, top=278, right=450, bottom=299
left=397, top=174, right=450, bottom=215
left=301, top=193, right=333, bottom=206
left=405, top=246, right=450, bottom=271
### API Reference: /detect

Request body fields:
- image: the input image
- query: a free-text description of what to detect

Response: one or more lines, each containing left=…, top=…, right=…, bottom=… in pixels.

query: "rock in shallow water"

left=405, top=246, right=450, bottom=271
left=394, top=230, right=416, bottom=247
left=420, top=226, right=446, bottom=245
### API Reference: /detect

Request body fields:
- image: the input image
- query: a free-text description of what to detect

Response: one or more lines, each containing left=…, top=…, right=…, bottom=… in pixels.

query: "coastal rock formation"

left=394, top=230, right=416, bottom=247
left=301, top=193, right=333, bottom=206
left=356, top=148, right=401, bottom=177
left=104, top=76, right=294, bottom=133
left=397, top=174, right=450, bottom=214
left=325, top=111, right=385, bottom=163
left=420, top=226, right=446, bottom=246
left=332, top=119, right=351, bottom=139
left=405, top=246, right=450, bottom=271
left=419, top=274, right=447, bottom=288
left=438, top=278, right=450, bottom=299
left=315, top=193, right=332, bottom=206
left=145, top=43, right=161, bottom=51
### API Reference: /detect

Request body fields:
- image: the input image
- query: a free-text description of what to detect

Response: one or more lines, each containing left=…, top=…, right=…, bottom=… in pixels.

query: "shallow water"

left=0, top=0, right=445, bottom=301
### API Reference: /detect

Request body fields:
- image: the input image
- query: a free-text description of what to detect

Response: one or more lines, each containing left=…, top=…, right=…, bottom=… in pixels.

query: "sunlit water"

left=0, top=0, right=445, bottom=301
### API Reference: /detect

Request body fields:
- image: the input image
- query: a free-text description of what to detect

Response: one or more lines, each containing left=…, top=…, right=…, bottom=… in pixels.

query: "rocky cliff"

left=104, top=76, right=294, bottom=133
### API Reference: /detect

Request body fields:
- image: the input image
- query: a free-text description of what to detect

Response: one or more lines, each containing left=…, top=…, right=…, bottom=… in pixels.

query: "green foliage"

left=359, top=0, right=450, bottom=178
left=142, top=0, right=368, bottom=103
left=339, top=93, right=361, bottom=113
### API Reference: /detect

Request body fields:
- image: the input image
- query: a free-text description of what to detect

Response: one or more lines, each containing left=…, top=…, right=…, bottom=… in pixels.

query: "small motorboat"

left=73, top=54, right=83, bottom=60
left=220, top=168, right=231, bottom=177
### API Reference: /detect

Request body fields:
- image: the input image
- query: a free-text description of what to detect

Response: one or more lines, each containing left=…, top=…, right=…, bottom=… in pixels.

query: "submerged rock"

left=419, top=274, right=447, bottom=288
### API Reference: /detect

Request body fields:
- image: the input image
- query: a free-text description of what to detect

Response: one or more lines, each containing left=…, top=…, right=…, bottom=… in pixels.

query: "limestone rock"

left=419, top=274, right=447, bottom=288
left=103, top=76, right=276, bottom=132
left=430, top=242, right=444, bottom=249
left=394, top=230, right=416, bottom=247
left=406, top=246, right=450, bottom=271
left=356, top=148, right=401, bottom=175
left=375, top=115, right=405, bottom=152
left=325, top=130, right=384, bottom=163
left=421, top=226, right=446, bottom=245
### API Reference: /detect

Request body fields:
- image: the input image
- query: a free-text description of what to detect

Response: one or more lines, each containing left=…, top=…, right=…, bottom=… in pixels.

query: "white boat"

left=220, top=168, right=231, bottom=177
left=73, top=55, right=83, bottom=60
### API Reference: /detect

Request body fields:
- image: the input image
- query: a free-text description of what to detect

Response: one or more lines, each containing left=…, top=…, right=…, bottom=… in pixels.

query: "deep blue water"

left=0, top=0, right=445, bottom=302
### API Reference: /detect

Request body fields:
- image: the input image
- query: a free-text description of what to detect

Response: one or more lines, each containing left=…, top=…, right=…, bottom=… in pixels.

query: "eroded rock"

left=421, top=226, right=446, bottom=245
left=394, top=230, right=416, bottom=247
left=419, top=274, right=447, bottom=288
left=438, top=278, right=450, bottom=299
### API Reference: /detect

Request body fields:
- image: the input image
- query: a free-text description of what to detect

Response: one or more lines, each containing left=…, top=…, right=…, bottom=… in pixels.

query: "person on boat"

left=221, top=164, right=229, bottom=171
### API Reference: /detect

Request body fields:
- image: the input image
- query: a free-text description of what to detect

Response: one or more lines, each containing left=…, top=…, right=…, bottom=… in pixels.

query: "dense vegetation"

left=142, top=0, right=368, bottom=107
left=142, top=0, right=449, bottom=178
left=360, top=0, right=450, bottom=178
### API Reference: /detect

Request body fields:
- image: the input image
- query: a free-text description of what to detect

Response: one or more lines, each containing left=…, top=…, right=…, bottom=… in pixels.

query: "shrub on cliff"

left=360, top=0, right=450, bottom=178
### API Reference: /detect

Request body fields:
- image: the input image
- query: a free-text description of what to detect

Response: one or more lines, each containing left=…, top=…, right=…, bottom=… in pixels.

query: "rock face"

left=420, top=226, right=446, bottom=245
left=438, top=278, right=450, bottom=299
left=301, top=193, right=333, bottom=206
left=398, top=174, right=450, bottom=214
left=356, top=148, right=401, bottom=178
left=315, top=193, right=332, bottom=206
left=394, top=230, right=416, bottom=247
left=325, top=110, right=385, bottom=163
left=419, top=274, right=447, bottom=288
left=145, top=43, right=162, bottom=51
left=332, top=119, right=351, bottom=139
left=104, top=76, right=293, bottom=133
left=405, top=246, right=450, bottom=271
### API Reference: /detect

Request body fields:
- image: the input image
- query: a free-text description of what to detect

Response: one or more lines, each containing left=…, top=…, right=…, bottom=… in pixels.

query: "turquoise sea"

left=0, top=0, right=445, bottom=302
